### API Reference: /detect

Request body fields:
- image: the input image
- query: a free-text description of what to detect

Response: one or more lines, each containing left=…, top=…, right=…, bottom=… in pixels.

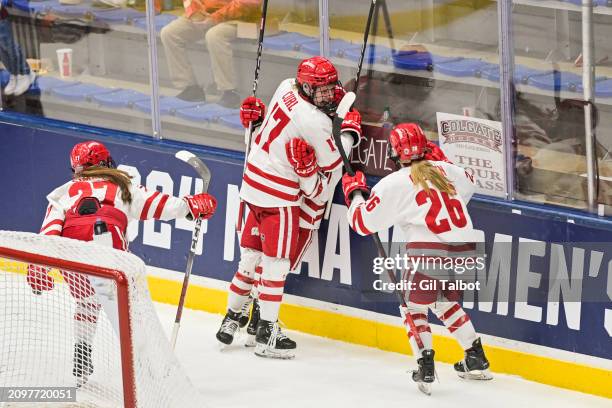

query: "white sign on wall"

left=436, top=112, right=507, bottom=198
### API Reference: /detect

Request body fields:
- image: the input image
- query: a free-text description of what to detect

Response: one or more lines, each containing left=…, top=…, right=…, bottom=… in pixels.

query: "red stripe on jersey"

left=235, top=272, right=255, bottom=285
left=41, top=219, right=63, bottom=232
left=153, top=194, right=169, bottom=219
left=229, top=283, right=251, bottom=296
left=261, top=279, right=285, bottom=288
left=352, top=206, right=373, bottom=235
left=140, top=191, right=160, bottom=220
left=303, top=198, right=326, bottom=211
left=44, top=230, right=61, bottom=236
left=258, top=293, right=283, bottom=302
left=407, top=242, right=477, bottom=252
left=246, top=163, right=300, bottom=188
left=410, top=313, right=428, bottom=322
left=45, top=205, right=53, bottom=218
left=440, top=303, right=462, bottom=322
left=320, top=157, right=343, bottom=172
left=283, top=207, right=290, bottom=258
left=448, top=314, right=471, bottom=333
left=243, top=174, right=300, bottom=202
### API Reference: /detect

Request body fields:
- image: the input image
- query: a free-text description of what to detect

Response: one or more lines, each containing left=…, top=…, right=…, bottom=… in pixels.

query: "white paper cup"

left=56, top=48, right=73, bottom=78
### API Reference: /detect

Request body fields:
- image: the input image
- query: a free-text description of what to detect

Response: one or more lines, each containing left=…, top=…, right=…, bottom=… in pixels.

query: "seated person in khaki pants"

left=161, top=0, right=260, bottom=106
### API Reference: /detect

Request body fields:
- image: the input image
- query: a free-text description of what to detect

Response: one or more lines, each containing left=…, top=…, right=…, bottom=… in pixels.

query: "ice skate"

left=254, top=320, right=296, bottom=359
left=245, top=299, right=260, bottom=347
left=412, top=349, right=435, bottom=395
left=454, top=338, right=493, bottom=380
left=215, top=310, right=241, bottom=347
left=73, top=341, right=93, bottom=387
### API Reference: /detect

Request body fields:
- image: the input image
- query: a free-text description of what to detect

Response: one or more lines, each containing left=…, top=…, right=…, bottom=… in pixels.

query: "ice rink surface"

left=156, top=303, right=611, bottom=408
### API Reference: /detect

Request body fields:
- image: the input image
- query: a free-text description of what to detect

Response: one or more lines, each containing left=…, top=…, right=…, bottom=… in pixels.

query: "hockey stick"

left=237, top=0, right=270, bottom=232
left=171, top=150, right=212, bottom=349
left=331, top=92, right=425, bottom=350
left=323, top=0, right=377, bottom=221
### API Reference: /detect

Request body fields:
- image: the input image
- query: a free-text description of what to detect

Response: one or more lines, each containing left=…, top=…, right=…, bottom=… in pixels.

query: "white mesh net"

left=0, top=231, right=206, bottom=408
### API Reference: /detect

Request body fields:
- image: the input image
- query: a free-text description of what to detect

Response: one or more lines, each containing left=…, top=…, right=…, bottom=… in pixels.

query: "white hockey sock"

left=258, top=256, right=289, bottom=322
left=401, top=305, right=433, bottom=356
left=74, top=298, right=100, bottom=344
left=434, top=302, right=477, bottom=350
left=251, top=265, right=262, bottom=299
left=228, top=269, right=255, bottom=313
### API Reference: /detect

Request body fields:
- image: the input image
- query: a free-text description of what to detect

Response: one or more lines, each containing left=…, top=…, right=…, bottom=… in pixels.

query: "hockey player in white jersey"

left=342, top=123, right=491, bottom=392
left=28, top=140, right=217, bottom=383
left=215, top=56, right=361, bottom=358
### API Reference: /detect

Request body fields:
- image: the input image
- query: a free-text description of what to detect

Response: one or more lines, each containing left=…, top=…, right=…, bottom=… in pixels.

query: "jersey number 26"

left=416, top=189, right=467, bottom=234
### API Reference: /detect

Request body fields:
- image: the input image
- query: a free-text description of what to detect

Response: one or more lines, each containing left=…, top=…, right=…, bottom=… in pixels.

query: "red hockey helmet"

left=70, top=141, right=115, bottom=172
left=296, top=56, right=340, bottom=114
left=387, top=123, right=428, bottom=164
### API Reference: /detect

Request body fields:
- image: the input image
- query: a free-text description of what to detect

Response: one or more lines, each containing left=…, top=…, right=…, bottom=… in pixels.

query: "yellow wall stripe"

left=148, top=275, right=611, bottom=399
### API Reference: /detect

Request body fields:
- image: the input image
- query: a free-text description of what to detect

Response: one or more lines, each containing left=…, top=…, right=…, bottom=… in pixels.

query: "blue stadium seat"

left=300, top=39, right=357, bottom=57
left=92, top=8, right=145, bottom=24
left=528, top=71, right=582, bottom=91
left=218, top=114, right=242, bottom=130
left=132, top=14, right=177, bottom=33
left=133, top=96, right=201, bottom=115
left=50, top=83, right=114, bottom=102
left=594, top=79, right=612, bottom=97
left=12, top=0, right=54, bottom=12
left=92, top=89, right=148, bottom=108
left=0, top=70, right=9, bottom=88
left=175, top=103, right=236, bottom=122
left=47, top=0, right=95, bottom=17
left=342, top=45, right=394, bottom=64
left=392, top=51, right=461, bottom=71
left=31, top=76, right=80, bottom=94
left=263, top=32, right=317, bottom=51
left=434, top=58, right=493, bottom=77
left=480, top=64, right=551, bottom=84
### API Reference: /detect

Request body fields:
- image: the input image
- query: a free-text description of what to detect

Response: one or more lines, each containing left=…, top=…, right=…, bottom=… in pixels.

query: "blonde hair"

left=75, top=166, right=134, bottom=204
left=409, top=160, right=456, bottom=195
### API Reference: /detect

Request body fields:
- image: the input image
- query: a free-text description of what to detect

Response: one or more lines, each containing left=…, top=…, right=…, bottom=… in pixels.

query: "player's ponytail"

left=410, top=160, right=456, bottom=196
left=76, top=167, right=134, bottom=204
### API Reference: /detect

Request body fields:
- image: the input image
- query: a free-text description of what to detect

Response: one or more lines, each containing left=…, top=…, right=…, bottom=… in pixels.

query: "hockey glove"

left=286, top=138, right=319, bottom=178
left=184, top=193, right=217, bottom=220
left=240, top=96, right=266, bottom=129
left=27, top=264, right=55, bottom=295
left=342, top=171, right=369, bottom=206
left=341, top=109, right=362, bottom=140
left=424, top=141, right=451, bottom=163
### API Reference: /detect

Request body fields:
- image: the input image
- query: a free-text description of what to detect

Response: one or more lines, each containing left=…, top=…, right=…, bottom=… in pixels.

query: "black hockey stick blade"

left=175, top=150, right=212, bottom=193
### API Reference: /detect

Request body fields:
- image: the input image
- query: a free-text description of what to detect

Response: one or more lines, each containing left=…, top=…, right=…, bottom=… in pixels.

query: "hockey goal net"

left=0, top=231, right=205, bottom=408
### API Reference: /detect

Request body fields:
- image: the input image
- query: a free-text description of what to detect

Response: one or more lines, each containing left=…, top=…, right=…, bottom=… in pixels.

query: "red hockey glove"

left=286, top=138, right=319, bottom=178
left=27, top=264, right=54, bottom=295
left=184, top=193, right=217, bottom=220
left=240, top=96, right=266, bottom=129
left=341, top=109, right=362, bottom=139
left=342, top=171, right=369, bottom=206
left=424, top=141, right=451, bottom=163
left=333, top=84, right=346, bottom=107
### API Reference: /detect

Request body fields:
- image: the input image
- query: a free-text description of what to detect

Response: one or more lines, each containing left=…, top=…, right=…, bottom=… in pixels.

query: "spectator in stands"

left=160, top=0, right=260, bottom=107
left=0, top=1, right=36, bottom=97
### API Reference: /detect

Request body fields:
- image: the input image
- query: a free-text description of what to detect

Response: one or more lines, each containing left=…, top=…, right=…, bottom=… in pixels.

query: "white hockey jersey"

left=347, top=161, right=481, bottom=246
left=240, top=78, right=344, bottom=211
left=39, top=177, right=190, bottom=247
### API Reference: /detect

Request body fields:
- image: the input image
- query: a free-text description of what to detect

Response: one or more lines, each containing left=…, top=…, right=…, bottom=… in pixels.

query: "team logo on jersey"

left=439, top=119, right=502, bottom=152
left=251, top=227, right=259, bottom=237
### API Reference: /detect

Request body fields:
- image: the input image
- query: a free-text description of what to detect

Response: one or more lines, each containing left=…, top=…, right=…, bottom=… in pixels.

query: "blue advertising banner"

left=0, top=120, right=610, bottom=361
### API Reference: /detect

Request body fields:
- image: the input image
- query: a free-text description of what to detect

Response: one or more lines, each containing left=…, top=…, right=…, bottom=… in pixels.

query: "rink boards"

left=0, top=117, right=610, bottom=398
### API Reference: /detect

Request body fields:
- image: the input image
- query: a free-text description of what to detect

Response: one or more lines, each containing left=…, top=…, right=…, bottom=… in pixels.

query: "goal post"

left=0, top=231, right=205, bottom=408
